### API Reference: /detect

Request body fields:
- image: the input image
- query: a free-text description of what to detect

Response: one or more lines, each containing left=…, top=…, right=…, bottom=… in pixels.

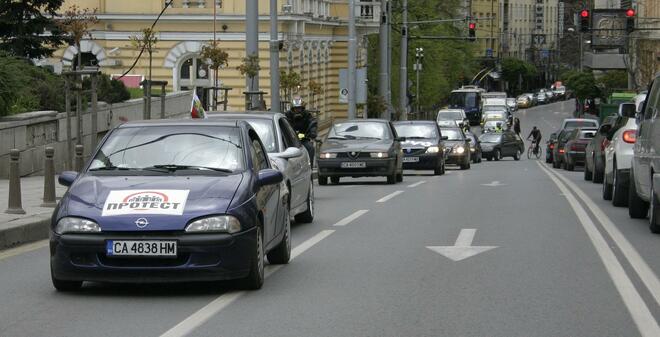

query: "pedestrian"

left=513, top=117, right=521, bottom=136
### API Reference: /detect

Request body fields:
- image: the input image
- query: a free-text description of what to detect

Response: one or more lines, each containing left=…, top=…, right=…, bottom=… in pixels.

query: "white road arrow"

left=427, top=229, right=498, bottom=262
left=481, top=180, right=507, bottom=187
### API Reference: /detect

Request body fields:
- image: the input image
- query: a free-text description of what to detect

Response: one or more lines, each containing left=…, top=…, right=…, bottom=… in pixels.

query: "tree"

left=597, top=70, right=628, bottom=99
left=564, top=71, right=600, bottom=100
left=280, top=70, right=302, bottom=103
left=237, top=53, right=261, bottom=90
left=129, top=28, right=158, bottom=83
left=57, top=5, right=98, bottom=69
left=200, top=42, right=229, bottom=108
left=0, top=0, right=66, bottom=59
left=308, top=80, right=323, bottom=109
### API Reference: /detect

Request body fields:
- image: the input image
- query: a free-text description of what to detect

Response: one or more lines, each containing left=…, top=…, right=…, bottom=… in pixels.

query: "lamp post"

left=414, top=47, right=424, bottom=116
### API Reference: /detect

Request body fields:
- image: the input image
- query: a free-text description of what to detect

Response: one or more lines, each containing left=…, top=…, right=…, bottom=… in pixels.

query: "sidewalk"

left=0, top=176, right=67, bottom=250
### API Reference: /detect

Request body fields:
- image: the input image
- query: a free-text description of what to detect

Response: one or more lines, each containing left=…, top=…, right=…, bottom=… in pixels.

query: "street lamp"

left=415, top=47, right=424, bottom=115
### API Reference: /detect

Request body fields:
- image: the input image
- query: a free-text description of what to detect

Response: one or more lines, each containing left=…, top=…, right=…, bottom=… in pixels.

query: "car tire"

left=552, top=158, right=560, bottom=169
left=628, top=168, right=649, bottom=219
left=331, top=176, right=340, bottom=185
left=602, top=173, right=613, bottom=200
left=241, top=225, right=265, bottom=290
left=318, top=176, right=328, bottom=186
left=434, top=162, right=444, bottom=176
left=295, top=182, right=314, bottom=223
left=387, top=170, right=396, bottom=184
left=494, top=149, right=501, bottom=161
left=396, top=172, right=403, bottom=182
left=51, top=270, right=82, bottom=292
left=593, top=157, right=604, bottom=183
left=649, top=183, right=660, bottom=234
left=566, top=160, right=575, bottom=171
left=612, top=163, right=628, bottom=207
left=584, top=162, right=593, bottom=181
left=514, top=149, right=521, bottom=161
left=267, top=202, right=291, bottom=264
left=486, top=155, right=492, bottom=161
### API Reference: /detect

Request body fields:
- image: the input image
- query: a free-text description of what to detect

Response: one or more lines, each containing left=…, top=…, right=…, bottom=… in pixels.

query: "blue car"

left=50, top=119, right=289, bottom=291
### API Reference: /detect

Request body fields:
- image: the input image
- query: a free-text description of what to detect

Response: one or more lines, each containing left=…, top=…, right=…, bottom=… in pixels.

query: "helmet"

left=292, top=96, right=305, bottom=109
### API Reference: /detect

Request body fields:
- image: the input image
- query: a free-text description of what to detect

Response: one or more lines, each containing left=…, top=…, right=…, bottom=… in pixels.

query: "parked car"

left=603, top=116, right=638, bottom=206
left=479, top=130, right=525, bottom=161
left=318, top=119, right=404, bottom=185
left=439, top=127, right=471, bottom=170
left=437, top=109, right=468, bottom=128
left=465, top=130, right=482, bottom=163
left=628, top=74, right=660, bottom=233
left=535, top=92, right=548, bottom=104
left=517, top=95, right=532, bottom=108
left=51, top=119, right=288, bottom=291
left=393, top=121, right=446, bottom=175
left=523, top=93, right=537, bottom=106
left=506, top=97, right=518, bottom=112
left=562, top=128, right=597, bottom=171
left=561, top=118, right=599, bottom=130
left=584, top=115, right=619, bottom=182
left=553, top=86, right=567, bottom=100
left=552, top=129, right=573, bottom=169
left=208, top=112, right=314, bottom=223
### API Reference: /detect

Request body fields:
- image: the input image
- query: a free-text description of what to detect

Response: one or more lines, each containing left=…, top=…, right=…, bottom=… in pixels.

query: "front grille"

left=403, top=148, right=427, bottom=156
left=98, top=254, right=190, bottom=267
left=336, top=152, right=371, bottom=159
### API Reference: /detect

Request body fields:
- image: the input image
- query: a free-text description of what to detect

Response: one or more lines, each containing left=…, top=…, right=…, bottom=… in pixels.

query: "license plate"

left=403, top=157, right=420, bottom=163
left=340, top=161, right=366, bottom=168
left=106, top=240, right=177, bottom=257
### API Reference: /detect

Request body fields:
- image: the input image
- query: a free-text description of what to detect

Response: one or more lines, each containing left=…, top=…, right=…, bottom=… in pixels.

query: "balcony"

left=356, top=1, right=381, bottom=23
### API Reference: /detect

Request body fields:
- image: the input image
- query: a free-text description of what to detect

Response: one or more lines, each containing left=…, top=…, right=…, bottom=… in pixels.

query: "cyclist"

left=286, top=96, right=318, bottom=163
left=527, top=126, right=542, bottom=154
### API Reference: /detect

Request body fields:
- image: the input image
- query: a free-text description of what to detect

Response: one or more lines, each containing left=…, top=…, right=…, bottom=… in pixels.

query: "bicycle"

left=527, top=140, right=542, bottom=159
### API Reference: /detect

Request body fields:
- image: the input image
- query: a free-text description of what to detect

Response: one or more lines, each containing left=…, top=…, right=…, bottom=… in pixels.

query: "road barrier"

left=5, top=149, right=26, bottom=214
left=74, top=145, right=84, bottom=172
left=41, top=147, right=57, bottom=208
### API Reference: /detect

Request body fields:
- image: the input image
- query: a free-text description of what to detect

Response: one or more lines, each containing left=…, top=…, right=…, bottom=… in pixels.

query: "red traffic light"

left=626, top=8, right=635, bottom=17
left=469, top=23, right=476, bottom=30
left=580, top=10, right=589, bottom=18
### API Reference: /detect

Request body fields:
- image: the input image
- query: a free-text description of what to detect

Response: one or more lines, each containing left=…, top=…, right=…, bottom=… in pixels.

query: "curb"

left=0, top=215, right=51, bottom=251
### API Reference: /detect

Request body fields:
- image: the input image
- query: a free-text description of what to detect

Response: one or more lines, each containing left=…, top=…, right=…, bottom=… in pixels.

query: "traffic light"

left=626, top=8, right=636, bottom=33
left=468, top=22, right=476, bottom=41
left=579, top=9, right=590, bottom=33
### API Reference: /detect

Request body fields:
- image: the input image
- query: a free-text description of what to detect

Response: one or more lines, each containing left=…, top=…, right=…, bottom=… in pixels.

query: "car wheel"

left=628, top=168, right=649, bottom=219
left=649, top=183, right=660, bottom=234
left=584, top=162, right=593, bottom=181
left=486, top=155, right=493, bottom=161
left=566, top=159, right=574, bottom=171
left=593, top=157, right=604, bottom=183
left=51, top=269, right=82, bottom=292
left=434, top=163, right=444, bottom=176
left=612, top=162, right=628, bottom=207
left=267, top=202, right=291, bottom=264
left=295, top=182, right=314, bottom=223
left=387, top=171, right=396, bottom=184
left=241, top=225, right=265, bottom=290
left=318, top=175, right=328, bottom=186
left=514, top=149, right=521, bottom=161
left=552, top=158, right=560, bottom=168
left=396, top=172, right=403, bottom=182
left=494, top=149, right=501, bottom=161
left=602, top=173, right=613, bottom=200
left=331, top=176, right=340, bottom=185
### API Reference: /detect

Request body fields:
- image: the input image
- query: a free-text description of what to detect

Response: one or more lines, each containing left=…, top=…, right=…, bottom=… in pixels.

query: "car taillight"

left=549, top=143, right=555, bottom=149
left=623, top=130, right=636, bottom=144
left=559, top=148, right=565, bottom=154
left=571, top=144, right=579, bottom=151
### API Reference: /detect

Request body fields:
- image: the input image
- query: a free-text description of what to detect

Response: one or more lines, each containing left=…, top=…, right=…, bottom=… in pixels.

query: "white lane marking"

left=159, top=230, right=335, bottom=337
left=407, top=180, right=426, bottom=188
left=427, top=229, right=498, bottom=262
left=455, top=228, right=477, bottom=246
left=376, top=190, right=404, bottom=203
left=332, top=210, right=369, bottom=227
left=546, top=163, right=660, bottom=305
left=481, top=181, right=507, bottom=187
left=538, top=163, right=660, bottom=336
left=0, top=240, right=48, bottom=261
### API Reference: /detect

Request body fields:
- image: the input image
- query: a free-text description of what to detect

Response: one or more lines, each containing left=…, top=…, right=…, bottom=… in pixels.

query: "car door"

left=278, top=117, right=310, bottom=210
left=500, top=132, right=513, bottom=156
left=250, top=134, right=281, bottom=245
left=636, top=78, right=660, bottom=197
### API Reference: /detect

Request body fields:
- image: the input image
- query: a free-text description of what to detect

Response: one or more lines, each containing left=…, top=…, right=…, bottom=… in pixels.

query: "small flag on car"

left=190, top=93, right=206, bottom=119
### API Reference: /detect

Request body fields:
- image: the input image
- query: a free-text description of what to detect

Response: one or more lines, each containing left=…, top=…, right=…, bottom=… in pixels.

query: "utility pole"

left=399, top=0, right=408, bottom=121
left=348, top=0, right=357, bottom=119
left=379, top=0, right=389, bottom=119
left=579, top=32, right=583, bottom=71
left=387, top=1, right=393, bottom=118
left=246, top=0, right=259, bottom=95
left=269, top=0, right=280, bottom=112
left=415, top=47, right=423, bottom=115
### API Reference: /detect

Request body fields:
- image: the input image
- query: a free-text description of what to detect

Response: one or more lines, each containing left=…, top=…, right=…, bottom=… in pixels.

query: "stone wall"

left=0, top=91, right=192, bottom=178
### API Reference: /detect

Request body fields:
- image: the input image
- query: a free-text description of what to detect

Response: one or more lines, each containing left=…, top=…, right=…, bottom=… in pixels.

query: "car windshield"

left=580, top=130, right=597, bottom=139
left=89, top=126, right=244, bottom=172
left=437, top=111, right=463, bottom=120
left=328, top=122, right=391, bottom=140
left=484, top=121, right=502, bottom=128
left=394, top=124, right=438, bottom=139
left=449, top=92, right=478, bottom=109
left=243, top=118, right=277, bottom=153
left=479, top=134, right=502, bottom=143
left=484, top=112, right=505, bottom=120
left=565, top=120, right=598, bottom=129
left=441, top=129, right=464, bottom=141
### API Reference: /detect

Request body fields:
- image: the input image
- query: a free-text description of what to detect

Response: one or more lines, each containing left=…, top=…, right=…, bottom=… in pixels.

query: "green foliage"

left=0, top=55, right=65, bottom=116
left=596, top=70, right=629, bottom=98
left=237, top=53, right=261, bottom=79
left=0, top=0, right=67, bottom=59
left=563, top=71, right=600, bottom=100
left=85, top=74, right=130, bottom=104
left=367, top=95, right=387, bottom=118
left=280, top=70, right=302, bottom=101
left=501, top=58, right=538, bottom=94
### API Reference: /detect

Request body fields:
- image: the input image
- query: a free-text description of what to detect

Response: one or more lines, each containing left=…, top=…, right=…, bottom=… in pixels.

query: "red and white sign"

left=102, top=190, right=190, bottom=216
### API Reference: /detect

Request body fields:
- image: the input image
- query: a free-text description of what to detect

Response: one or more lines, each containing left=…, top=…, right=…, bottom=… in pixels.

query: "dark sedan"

left=393, top=121, right=446, bottom=175
left=563, top=128, right=597, bottom=171
left=50, top=120, right=288, bottom=291
left=439, top=127, right=471, bottom=170
left=318, top=119, right=404, bottom=184
left=465, top=130, right=483, bottom=163
left=479, top=131, right=525, bottom=161
left=584, top=116, right=619, bottom=182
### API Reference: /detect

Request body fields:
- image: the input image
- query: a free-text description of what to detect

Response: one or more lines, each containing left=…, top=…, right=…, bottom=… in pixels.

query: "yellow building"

left=471, top=0, right=501, bottom=58
left=47, top=0, right=380, bottom=122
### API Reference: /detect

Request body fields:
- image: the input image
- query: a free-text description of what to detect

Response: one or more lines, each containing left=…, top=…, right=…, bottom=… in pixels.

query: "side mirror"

left=277, top=147, right=303, bottom=159
left=257, top=169, right=284, bottom=187
left=441, top=136, right=449, bottom=140
left=466, top=138, right=472, bottom=143
left=619, top=103, right=637, bottom=118
left=636, top=112, right=643, bottom=125
left=58, top=171, right=78, bottom=187
left=395, top=137, right=406, bottom=142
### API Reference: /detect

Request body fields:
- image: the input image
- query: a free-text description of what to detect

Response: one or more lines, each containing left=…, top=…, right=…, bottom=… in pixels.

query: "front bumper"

left=445, top=153, right=468, bottom=165
left=401, top=153, right=440, bottom=170
left=50, top=227, right=256, bottom=283
left=317, top=157, right=396, bottom=177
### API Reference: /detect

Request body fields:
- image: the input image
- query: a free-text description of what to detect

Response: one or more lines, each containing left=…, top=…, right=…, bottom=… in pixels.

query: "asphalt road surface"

left=1, top=100, right=658, bottom=337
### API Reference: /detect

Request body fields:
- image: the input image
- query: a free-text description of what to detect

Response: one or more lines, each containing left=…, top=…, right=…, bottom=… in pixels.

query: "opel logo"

left=351, top=152, right=357, bottom=156
left=135, top=218, right=149, bottom=229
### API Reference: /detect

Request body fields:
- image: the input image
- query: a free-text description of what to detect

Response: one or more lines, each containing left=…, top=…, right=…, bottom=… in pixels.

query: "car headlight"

left=369, top=152, right=389, bottom=158
left=470, top=147, right=476, bottom=152
left=455, top=146, right=465, bottom=154
left=55, top=217, right=101, bottom=234
left=186, top=215, right=241, bottom=234
left=426, top=146, right=440, bottom=154
left=319, top=152, right=337, bottom=159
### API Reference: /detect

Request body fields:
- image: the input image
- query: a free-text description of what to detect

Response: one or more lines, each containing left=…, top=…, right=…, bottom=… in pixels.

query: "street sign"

left=339, top=68, right=367, bottom=104
left=426, top=229, right=498, bottom=261
left=485, top=48, right=493, bottom=58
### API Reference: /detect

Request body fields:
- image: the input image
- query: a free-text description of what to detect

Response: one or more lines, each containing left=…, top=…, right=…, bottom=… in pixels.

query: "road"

left=1, top=100, right=659, bottom=337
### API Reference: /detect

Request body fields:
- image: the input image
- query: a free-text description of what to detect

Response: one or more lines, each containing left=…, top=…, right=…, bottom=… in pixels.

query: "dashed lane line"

left=376, top=190, right=404, bottom=203
left=332, top=210, right=369, bottom=227
left=407, top=181, right=426, bottom=188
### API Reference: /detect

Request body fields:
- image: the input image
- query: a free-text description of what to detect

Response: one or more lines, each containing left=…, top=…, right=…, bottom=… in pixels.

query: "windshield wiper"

left=327, top=136, right=348, bottom=140
left=355, top=136, right=381, bottom=140
left=404, top=136, right=428, bottom=140
left=89, top=166, right=132, bottom=171
left=146, top=165, right=233, bottom=173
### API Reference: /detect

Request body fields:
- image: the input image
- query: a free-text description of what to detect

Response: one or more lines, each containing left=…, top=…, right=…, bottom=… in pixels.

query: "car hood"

left=60, top=174, right=244, bottom=231
left=444, top=140, right=466, bottom=148
left=401, top=140, right=436, bottom=148
left=322, top=139, right=393, bottom=152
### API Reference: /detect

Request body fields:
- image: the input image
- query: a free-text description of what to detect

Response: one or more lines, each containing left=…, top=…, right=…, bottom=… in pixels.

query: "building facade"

left=500, top=0, right=559, bottom=63
left=632, top=0, right=660, bottom=88
left=469, top=0, right=502, bottom=59
left=45, top=0, right=379, bottom=122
